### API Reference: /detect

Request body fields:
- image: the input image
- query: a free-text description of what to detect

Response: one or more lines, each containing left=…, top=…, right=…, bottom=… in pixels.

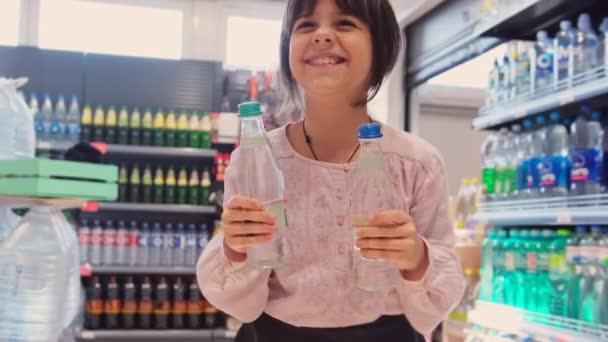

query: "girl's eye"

left=337, top=19, right=356, bottom=27
left=296, top=21, right=315, bottom=30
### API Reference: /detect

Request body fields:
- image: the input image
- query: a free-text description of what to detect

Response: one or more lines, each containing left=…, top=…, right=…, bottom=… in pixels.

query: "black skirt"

left=235, top=313, right=424, bottom=342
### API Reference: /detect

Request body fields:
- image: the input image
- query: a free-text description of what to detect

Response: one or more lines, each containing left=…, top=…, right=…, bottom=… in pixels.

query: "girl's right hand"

left=221, top=195, right=278, bottom=259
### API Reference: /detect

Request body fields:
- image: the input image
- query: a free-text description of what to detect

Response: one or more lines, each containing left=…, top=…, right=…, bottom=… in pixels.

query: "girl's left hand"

left=355, top=210, right=429, bottom=280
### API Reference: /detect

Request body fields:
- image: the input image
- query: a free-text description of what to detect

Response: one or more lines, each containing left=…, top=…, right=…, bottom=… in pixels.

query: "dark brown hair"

left=279, top=0, right=402, bottom=108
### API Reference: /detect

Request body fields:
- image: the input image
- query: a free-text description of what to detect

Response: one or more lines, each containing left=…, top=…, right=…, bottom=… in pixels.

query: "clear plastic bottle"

left=150, top=222, right=163, bottom=266
left=598, top=227, right=608, bottom=325
left=525, top=230, right=541, bottom=311
left=30, top=93, right=42, bottom=142
left=51, top=94, right=67, bottom=143
left=162, top=223, right=174, bottom=267
left=173, top=223, right=186, bottom=266
left=540, top=112, right=570, bottom=197
left=514, top=229, right=529, bottom=309
left=137, top=222, right=151, bottom=267
left=491, top=229, right=508, bottom=304
left=570, top=107, right=604, bottom=195
left=502, top=229, right=519, bottom=306
left=536, top=229, right=555, bottom=314
left=480, top=230, right=496, bottom=301
left=549, top=229, right=572, bottom=318
left=39, top=93, right=54, bottom=143
left=513, top=42, right=531, bottom=99
left=580, top=225, right=602, bottom=323
left=599, top=18, right=608, bottom=68
left=102, top=220, right=116, bottom=266
left=533, top=31, right=555, bottom=93
left=495, top=128, right=516, bottom=199
left=185, top=224, right=198, bottom=266
left=115, top=220, right=128, bottom=266
left=127, top=221, right=138, bottom=267
left=237, top=101, right=291, bottom=269
left=481, top=133, right=498, bottom=201
left=567, top=226, right=586, bottom=319
left=498, top=55, right=511, bottom=104
left=66, top=95, right=81, bottom=145
left=574, top=13, right=600, bottom=78
left=0, top=207, right=19, bottom=242
left=555, top=20, right=576, bottom=84
left=511, top=124, right=526, bottom=200
left=197, top=224, right=209, bottom=260
left=486, top=59, right=499, bottom=107
left=78, top=218, right=90, bottom=265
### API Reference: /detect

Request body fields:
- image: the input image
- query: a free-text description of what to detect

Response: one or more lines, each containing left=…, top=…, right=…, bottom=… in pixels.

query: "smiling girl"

left=197, top=1, right=465, bottom=341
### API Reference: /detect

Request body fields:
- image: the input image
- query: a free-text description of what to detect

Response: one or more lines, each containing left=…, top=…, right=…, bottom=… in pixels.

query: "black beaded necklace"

left=302, top=116, right=372, bottom=163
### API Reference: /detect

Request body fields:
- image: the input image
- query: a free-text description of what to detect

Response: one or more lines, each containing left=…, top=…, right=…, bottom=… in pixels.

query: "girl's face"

left=289, top=0, right=373, bottom=101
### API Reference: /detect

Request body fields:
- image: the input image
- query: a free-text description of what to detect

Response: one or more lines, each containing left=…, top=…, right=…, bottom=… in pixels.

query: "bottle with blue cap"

left=533, top=30, right=555, bottom=93
left=51, top=94, right=67, bottom=143
left=574, top=13, right=600, bottom=77
left=539, top=112, right=570, bottom=197
left=570, top=105, right=604, bottom=196
left=351, top=123, right=400, bottom=292
left=555, top=20, right=576, bottom=84
left=39, top=93, right=54, bottom=143
left=236, top=101, right=291, bottom=269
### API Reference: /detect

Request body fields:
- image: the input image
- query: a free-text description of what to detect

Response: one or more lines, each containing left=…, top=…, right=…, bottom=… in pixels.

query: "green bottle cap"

left=238, top=101, right=263, bottom=117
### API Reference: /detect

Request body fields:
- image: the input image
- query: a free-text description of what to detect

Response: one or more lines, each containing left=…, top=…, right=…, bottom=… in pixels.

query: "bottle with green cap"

left=141, top=108, right=153, bottom=146
left=525, top=230, right=541, bottom=311
left=117, top=106, right=130, bottom=145
left=92, top=105, right=106, bottom=142
left=153, top=109, right=166, bottom=146
left=514, top=229, right=529, bottom=309
left=199, top=113, right=212, bottom=149
left=129, top=107, right=142, bottom=145
left=129, top=164, right=141, bottom=203
left=236, top=101, right=291, bottom=269
left=536, top=229, right=555, bottom=314
left=549, top=229, right=572, bottom=318
left=177, top=111, right=190, bottom=147
left=480, top=229, right=496, bottom=301
left=142, top=165, right=153, bottom=203
left=105, top=106, right=118, bottom=144
left=491, top=229, right=508, bottom=304
left=118, top=164, right=128, bottom=202
left=165, top=110, right=177, bottom=147
left=165, top=167, right=177, bottom=204
left=200, top=168, right=211, bottom=205
left=188, top=113, right=201, bottom=148
left=502, top=229, right=519, bottom=306
left=177, top=167, right=189, bottom=204
left=153, top=167, right=165, bottom=204
left=188, top=169, right=200, bottom=205
left=80, top=104, right=93, bottom=142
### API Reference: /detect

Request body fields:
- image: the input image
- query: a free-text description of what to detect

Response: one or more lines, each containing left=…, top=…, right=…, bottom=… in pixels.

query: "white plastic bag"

left=0, top=77, right=35, bottom=159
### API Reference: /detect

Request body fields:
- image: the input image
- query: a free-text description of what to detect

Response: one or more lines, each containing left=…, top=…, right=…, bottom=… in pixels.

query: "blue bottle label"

left=152, top=234, right=163, bottom=248
left=173, top=235, right=185, bottom=249
left=525, top=157, right=543, bottom=189
left=35, top=121, right=45, bottom=134
left=186, top=235, right=197, bottom=248
left=536, top=52, right=554, bottom=76
left=50, top=121, right=65, bottom=136
left=570, top=148, right=602, bottom=183
left=604, top=152, right=608, bottom=188
left=138, top=233, right=149, bottom=248
left=164, top=235, right=174, bottom=248
left=198, top=235, right=208, bottom=249
left=539, top=155, right=570, bottom=188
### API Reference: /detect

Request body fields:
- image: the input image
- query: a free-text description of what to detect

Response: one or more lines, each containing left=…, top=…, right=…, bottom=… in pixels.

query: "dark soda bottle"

left=154, top=276, right=170, bottom=329
left=172, top=277, right=186, bottom=329
left=153, top=167, right=165, bottom=204
left=138, top=276, right=153, bottom=329
left=142, top=108, right=154, bottom=146
left=177, top=111, right=190, bottom=147
left=117, top=106, right=130, bottom=145
left=92, top=105, right=105, bottom=142
left=188, top=113, right=200, bottom=148
left=85, top=276, right=103, bottom=329
left=200, top=168, right=211, bottom=205
left=105, top=106, right=118, bottom=144
left=142, top=165, right=153, bottom=203
left=165, top=110, right=177, bottom=147
left=188, top=169, right=200, bottom=205
left=153, top=109, right=166, bottom=147
left=176, top=167, right=188, bottom=205
left=187, top=278, right=203, bottom=329
left=118, top=164, right=128, bottom=202
left=104, top=276, right=121, bottom=329
left=129, top=164, right=141, bottom=203
left=203, top=298, right=218, bottom=329
left=122, top=276, right=137, bottom=329
left=80, top=104, right=93, bottom=142
left=165, top=167, right=177, bottom=204
left=129, top=107, right=142, bottom=145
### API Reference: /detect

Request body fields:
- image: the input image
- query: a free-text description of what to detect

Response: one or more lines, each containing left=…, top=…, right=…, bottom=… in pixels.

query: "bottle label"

left=79, top=230, right=91, bottom=246
left=173, top=301, right=187, bottom=314
left=138, top=233, right=150, bottom=248
left=264, top=199, right=287, bottom=229
left=122, top=301, right=137, bottom=314
left=579, top=246, right=593, bottom=264
left=526, top=252, right=537, bottom=272
left=540, top=155, right=570, bottom=188
left=504, top=251, right=515, bottom=271
left=91, top=230, right=102, bottom=246
left=186, top=235, right=197, bottom=248
left=566, top=246, right=579, bottom=263
left=549, top=253, right=567, bottom=274
left=557, top=44, right=570, bottom=77
left=138, top=300, right=153, bottom=314
left=187, top=300, right=204, bottom=314
left=127, top=232, right=139, bottom=247
left=174, top=235, right=186, bottom=249
left=240, top=134, right=266, bottom=148
left=536, top=52, right=554, bottom=77
left=103, top=231, right=117, bottom=246
left=50, top=121, right=65, bottom=136
left=152, top=235, right=163, bottom=248
left=516, top=164, right=527, bottom=191
left=86, top=299, right=104, bottom=314
left=154, top=301, right=171, bottom=314
left=525, top=157, right=543, bottom=189
left=104, top=299, right=121, bottom=314
left=66, top=123, right=81, bottom=137
left=571, top=148, right=602, bottom=183
left=116, top=231, right=128, bottom=247
left=482, top=167, right=496, bottom=195
left=198, top=234, right=208, bottom=250
left=164, top=235, right=174, bottom=249
left=538, top=252, right=549, bottom=271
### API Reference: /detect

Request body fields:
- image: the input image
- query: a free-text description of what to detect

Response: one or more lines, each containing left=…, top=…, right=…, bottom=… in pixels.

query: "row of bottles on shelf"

left=485, top=14, right=608, bottom=109
left=454, top=178, right=481, bottom=229
left=28, top=92, right=216, bottom=148
left=480, top=226, right=608, bottom=325
left=118, top=165, right=213, bottom=205
left=79, top=219, right=210, bottom=268
left=481, top=106, right=608, bottom=201
left=85, top=275, right=223, bottom=330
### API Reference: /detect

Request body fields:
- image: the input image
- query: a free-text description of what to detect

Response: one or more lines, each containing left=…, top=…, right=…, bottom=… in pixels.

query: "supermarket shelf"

left=473, top=67, right=608, bottom=130
left=36, top=141, right=74, bottom=151
left=84, top=202, right=217, bottom=215
left=76, top=329, right=215, bottom=341
left=0, top=195, right=86, bottom=209
left=469, top=194, right=608, bottom=226
left=80, top=264, right=196, bottom=277
left=469, top=301, right=608, bottom=341
left=37, top=142, right=218, bottom=159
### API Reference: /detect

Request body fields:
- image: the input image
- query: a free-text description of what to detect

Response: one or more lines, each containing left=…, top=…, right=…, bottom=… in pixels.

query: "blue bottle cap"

left=536, top=115, right=546, bottom=125
left=523, top=118, right=533, bottom=128
left=549, top=112, right=560, bottom=122
left=358, top=123, right=383, bottom=139
left=578, top=13, right=592, bottom=30
left=537, top=31, right=549, bottom=41
left=591, top=225, right=601, bottom=232
left=560, top=20, right=572, bottom=31
left=575, top=225, right=587, bottom=233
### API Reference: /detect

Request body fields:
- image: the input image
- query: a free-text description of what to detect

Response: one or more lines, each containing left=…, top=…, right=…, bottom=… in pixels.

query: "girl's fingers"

left=226, top=223, right=277, bottom=236
left=369, top=210, right=411, bottom=226
left=225, top=195, right=264, bottom=211
left=355, top=225, right=415, bottom=239
left=356, top=238, right=414, bottom=252
left=222, top=209, right=277, bottom=225
left=227, top=233, right=273, bottom=250
left=359, top=249, right=404, bottom=263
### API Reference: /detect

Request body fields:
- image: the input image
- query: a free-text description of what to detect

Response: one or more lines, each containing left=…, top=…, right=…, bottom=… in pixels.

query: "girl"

left=197, top=0, right=465, bottom=341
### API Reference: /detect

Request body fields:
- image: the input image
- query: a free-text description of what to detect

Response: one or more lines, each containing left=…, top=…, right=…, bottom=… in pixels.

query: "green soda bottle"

left=514, top=230, right=529, bottom=309
left=80, top=104, right=93, bottom=142
left=153, top=109, right=166, bottom=146
left=165, top=110, right=177, bottom=147
left=549, top=229, right=572, bottom=318
left=480, top=230, right=496, bottom=301
left=176, top=167, right=188, bottom=204
left=177, top=111, right=190, bottom=147
left=129, top=107, right=142, bottom=145
left=536, top=229, right=556, bottom=314
left=502, top=229, right=519, bottom=306
left=188, top=169, right=200, bottom=205
left=117, top=106, right=130, bottom=145
left=141, top=108, right=153, bottom=146
left=105, top=106, right=118, bottom=144
left=142, top=165, right=153, bottom=203
left=481, top=133, right=497, bottom=201
left=188, top=112, right=200, bottom=148
left=165, top=167, right=177, bottom=204
left=118, top=164, right=128, bottom=202
left=153, top=167, right=165, bottom=204
left=199, top=113, right=212, bottom=149
left=491, top=229, right=507, bottom=304
left=525, top=230, right=541, bottom=312
left=92, top=105, right=106, bottom=142
left=129, top=164, right=141, bottom=203
left=200, top=168, right=211, bottom=205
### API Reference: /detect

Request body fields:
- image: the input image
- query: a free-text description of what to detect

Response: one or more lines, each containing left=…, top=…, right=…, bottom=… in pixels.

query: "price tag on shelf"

left=80, top=264, right=93, bottom=277
left=515, top=111, right=526, bottom=119
left=556, top=210, right=572, bottom=224
left=80, top=331, right=95, bottom=339
left=559, top=91, right=575, bottom=106
left=81, top=201, right=99, bottom=212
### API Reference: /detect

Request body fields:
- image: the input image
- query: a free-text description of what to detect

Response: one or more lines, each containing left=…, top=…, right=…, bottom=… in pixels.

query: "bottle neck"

left=240, top=115, right=266, bottom=148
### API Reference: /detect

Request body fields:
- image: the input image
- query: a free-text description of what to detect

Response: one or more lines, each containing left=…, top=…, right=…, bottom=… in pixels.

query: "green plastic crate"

left=0, top=159, right=118, bottom=200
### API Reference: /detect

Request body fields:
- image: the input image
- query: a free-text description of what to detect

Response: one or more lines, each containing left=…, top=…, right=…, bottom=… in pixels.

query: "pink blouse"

left=197, top=123, right=465, bottom=336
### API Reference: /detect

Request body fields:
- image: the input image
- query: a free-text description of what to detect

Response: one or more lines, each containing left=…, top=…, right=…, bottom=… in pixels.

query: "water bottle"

left=102, top=220, right=116, bottom=266
left=555, top=20, right=576, bottom=84
left=127, top=221, right=138, bottom=266
left=570, top=107, right=604, bottom=195
left=502, top=230, right=518, bottom=306
left=580, top=226, right=602, bottom=323
left=66, top=95, right=81, bottom=145
left=536, top=229, right=555, bottom=314
left=30, top=93, right=42, bottom=141
left=480, top=230, right=496, bottom=301
left=513, top=42, right=531, bottom=99
left=78, top=219, right=90, bottom=264
left=115, top=220, right=128, bottom=266
left=491, top=229, right=507, bottom=303
left=89, top=219, right=103, bottom=265
left=173, top=223, right=186, bottom=266
left=520, top=118, right=543, bottom=198
left=486, top=58, right=500, bottom=107
left=599, top=18, right=608, bottom=68
left=549, top=229, right=572, bottom=318
left=0, top=207, right=19, bottom=241
left=236, top=102, right=291, bottom=269
left=574, top=13, right=600, bottom=78
left=137, top=222, right=151, bottom=267
left=59, top=215, right=82, bottom=331
left=51, top=94, right=67, bottom=143
left=514, top=230, right=529, bottom=309
left=150, top=223, right=163, bottom=266
left=533, top=31, right=555, bottom=93
left=498, top=55, right=511, bottom=104
left=539, top=112, right=570, bottom=197
left=0, top=78, right=32, bottom=159
left=197, top=224, right=209, bottom=261
left=495, top=128, right=516, bottom=199
left=185, top=224, right=198, bottom=266
left=12, top=86, right=35, bottom=159
left=603, top=112, right=608, bottom=191
left=480, top=133, right=498, bottom=201
left=567, top=226, right=586, bottom=319
left=162, top=223, right=174, bottom=266
left=524, top=230, right=540, bottom=311
left=39, top=93, right=54, bottom=143
left=511, top=124, right=526, bottom=199
left=351, top=123, right=401, bottom=292
left=0, top=207, right=71, bottom=340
